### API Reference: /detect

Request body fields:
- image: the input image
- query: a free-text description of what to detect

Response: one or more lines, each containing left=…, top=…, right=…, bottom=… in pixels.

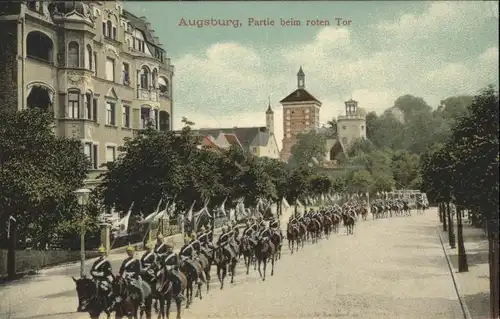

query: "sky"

left=124, top=1, right=499, bottom=145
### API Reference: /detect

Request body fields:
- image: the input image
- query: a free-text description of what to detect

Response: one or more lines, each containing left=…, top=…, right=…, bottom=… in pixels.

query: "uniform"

left=140, top=249, right=157, bottom=279
left=154, top=241, right=168, bottom=261
left=217, top=231, right=236, bottom=259
left=119, top=248, right=149, bottom=305
left=90, top=255, right=113, bottom=295
left=163, top=249, right=184, bottom=287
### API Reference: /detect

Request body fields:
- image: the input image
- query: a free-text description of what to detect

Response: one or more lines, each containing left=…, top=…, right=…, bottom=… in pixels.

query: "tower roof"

left=266, top=103, right=273, bottom=114
left=280, top=88, right=321, bottom=104
left=297, top=66, right=305, bottom=76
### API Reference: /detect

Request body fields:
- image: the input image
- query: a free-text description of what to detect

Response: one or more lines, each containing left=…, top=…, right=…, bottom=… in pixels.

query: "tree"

left=348, top=170, right=374, bottom=193
left=289, top=130, right=327, bottom=167
left=309, top=175, right=332, bottom=196
left=0, top=108, right=89, bottom=246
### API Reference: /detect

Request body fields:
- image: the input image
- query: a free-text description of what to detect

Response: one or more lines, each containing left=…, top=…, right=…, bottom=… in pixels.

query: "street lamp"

left=74, top=188, right=91, bottom=278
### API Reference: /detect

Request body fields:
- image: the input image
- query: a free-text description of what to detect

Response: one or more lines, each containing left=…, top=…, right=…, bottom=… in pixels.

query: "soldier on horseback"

left=90, top=245, right=115, bottom=312
left=119, top=245, right=149, bottom=309
left=179, top=234, right=205, bottom=285
left=163, top=240, right=184, bottom=300
left=140, top=242, right=157, bottom=284
left=154, top=234, right=168, bottom=262
left=258, top=222, right=272, bottom=240
left=217, top=227, right=236, bottom=259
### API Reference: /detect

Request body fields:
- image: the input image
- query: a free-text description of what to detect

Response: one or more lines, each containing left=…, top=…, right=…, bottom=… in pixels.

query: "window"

left=68, top=41, right=79, bottom=68
left=67, top=91, right=80, bottom=118
left=106, top=102, right=115, bottom=125
left=92, top=98, right=98, bottom=121
left=92, top=52, right=97, bottom=74
left=140, top=66, right=149, bottom=89
left=102, top=21, right=106, bottom=36
left=85, top=45, right=92, bottom=70
left=105, top=146, right=116, bottom=163
left=84, top=142, right=98, bottom=169
left=122, top=105, right=130, bottom=127
left=154, top=109, right=159, bottom=129
left=84, top=93, right=92, bottom=119
left=122, top=62, right=130, bottom=85
left=106, top=20, right=112, bottom=38
left=112, top=27, right=117, bottom=40
left=158, top=77, right=169, bottom=97
left=105, top=57, right=115, bottom=81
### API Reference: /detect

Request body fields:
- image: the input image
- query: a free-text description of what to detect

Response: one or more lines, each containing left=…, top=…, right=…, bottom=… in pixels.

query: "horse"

left=342, top=212, right=355, bottom=235
left=213, top=245, right=232, bottom=289
left=255, top=236, right=275, bottom=281
left=73, top=276, right=112, bottom=319
left=179, top=258, right=203, bottom=308
left=360, top=206, right=368, bottom=221
left=270, top=229, right=282, bottom=261
left=198, top=245, right=215, bottom=293
left=322, top=214, right=332, bottom=238
left=112, top=275, right=152, bottom=319
left=286, top=222, right=300, bottom=254
left=239, top=235, right=256, bottom=274
left=155, top=266, right=187, bottom=319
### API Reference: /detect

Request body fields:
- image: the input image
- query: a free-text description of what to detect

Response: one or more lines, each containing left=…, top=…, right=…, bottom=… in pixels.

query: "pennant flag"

left=153, top=200, right=168, bottom=222
left=282, top=197, right=290, bottom=209
left=187, top=200, right=196, bottom=222
left=219, top=197, right=228, bottom=217
left=139, top=199, right=163, bottom=224
left=229, top=208, right=236, bottom=221
left=112, top=202, right=133, bottom=238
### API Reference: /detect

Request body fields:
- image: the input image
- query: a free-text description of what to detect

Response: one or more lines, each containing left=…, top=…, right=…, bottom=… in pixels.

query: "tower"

left=337, top=98, right=366, bottom=149
left=279, top=67, right=321, bottom=162
left=265, top=97, right=274, bottom=134
left=297, top=66, right=305, bottom=89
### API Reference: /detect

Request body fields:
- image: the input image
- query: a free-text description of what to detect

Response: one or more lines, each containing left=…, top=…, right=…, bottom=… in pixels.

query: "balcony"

left=136, top=88, right=158, bottom=102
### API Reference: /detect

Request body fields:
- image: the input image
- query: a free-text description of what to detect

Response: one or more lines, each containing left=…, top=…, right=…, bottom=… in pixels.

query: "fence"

left=0, top=249, right=99, bottom=277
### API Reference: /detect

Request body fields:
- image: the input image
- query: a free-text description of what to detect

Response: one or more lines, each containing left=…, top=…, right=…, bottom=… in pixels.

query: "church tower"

left=279, top=67, right=321, bottom=162
left=337, top=98, right=366, bottom=150
left=265, top=98, right=274, bottom=134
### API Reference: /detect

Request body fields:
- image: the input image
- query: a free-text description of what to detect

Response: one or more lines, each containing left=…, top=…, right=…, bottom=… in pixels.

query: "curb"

left=436, top=226, right=473, bottom=319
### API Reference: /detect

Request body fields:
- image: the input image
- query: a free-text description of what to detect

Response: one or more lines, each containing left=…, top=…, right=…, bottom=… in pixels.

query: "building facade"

left=279, top=67, right=321, bottom=162
left=194, top=103, right=280, bottom=160
left=0, top=1, right=174, bottom=185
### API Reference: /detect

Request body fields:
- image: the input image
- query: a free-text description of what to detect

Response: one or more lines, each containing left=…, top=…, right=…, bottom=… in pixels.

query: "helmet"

left=97, top=245, right=106, bottom=254
left=165, top=240, right=174, bottom=249
left=200, top=225, right=206, bottom=232
left=156, top=234, right=164, bottom=240
left=145, top=241, right=153, bottom=250
left=126, top=245, right=135, bottom=253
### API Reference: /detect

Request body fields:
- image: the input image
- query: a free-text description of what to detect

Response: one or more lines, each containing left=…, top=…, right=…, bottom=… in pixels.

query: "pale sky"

left=124, top=1, right=499, bottom=147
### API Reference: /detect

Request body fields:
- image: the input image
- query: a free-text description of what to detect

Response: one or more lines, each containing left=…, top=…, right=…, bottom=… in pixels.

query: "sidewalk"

left=437, top=215, right=490, bottom=319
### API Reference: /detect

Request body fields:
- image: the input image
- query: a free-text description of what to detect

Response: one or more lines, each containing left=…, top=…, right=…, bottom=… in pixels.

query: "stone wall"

left=0, top=249, right=99, bottom=276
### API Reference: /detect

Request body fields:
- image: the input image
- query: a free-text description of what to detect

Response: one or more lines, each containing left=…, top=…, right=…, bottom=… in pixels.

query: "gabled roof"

left=224, top=133, right=243, bottom=150
left=280, top=88, right=321, bottom=104
left=122, top=10, right=160, bottom=53
left=196, top=127, right=271, bottom=151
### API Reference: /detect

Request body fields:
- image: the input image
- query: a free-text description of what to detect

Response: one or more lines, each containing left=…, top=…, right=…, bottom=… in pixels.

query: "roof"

left=122, top=10, right=160, bottom=53
left=197, top=127, right=271, bottom=151
left=280, top=88, right=321, bottom=104
left=297, top=66, right=305, bottom=76
left=224, top=133, right=243, bottom=149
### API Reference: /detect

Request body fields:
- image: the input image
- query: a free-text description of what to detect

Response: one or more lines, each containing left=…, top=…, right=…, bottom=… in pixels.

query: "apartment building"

left=0, top=1, right=174, bottom=185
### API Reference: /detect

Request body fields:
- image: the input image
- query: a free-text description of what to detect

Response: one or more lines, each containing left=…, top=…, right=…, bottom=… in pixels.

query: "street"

left=0, top=208, right=464, bottom=319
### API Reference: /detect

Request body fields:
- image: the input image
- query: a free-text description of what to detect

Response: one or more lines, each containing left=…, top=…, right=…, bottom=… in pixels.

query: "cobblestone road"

left=0, top=208, right=464, bottom=319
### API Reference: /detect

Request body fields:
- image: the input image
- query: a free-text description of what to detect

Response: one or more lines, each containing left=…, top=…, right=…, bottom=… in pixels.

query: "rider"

left=140, top=242, right=157, bottom=282
left=154, top=234, right=168, bottom=262
left=258, top=222, right=272, bottom=240
left=179, top=234, right=201, bottom=281
left=227, top=222, right=240, bottom=254
left=163, top=240, right=184, bottom=300
left=119, top=245, right=147, bottom=308
left=197, top=225, right=208, bottom=246
left=196, top=225, right=205, bottom=239
left=217, top=226, right=236, bottom=259
left=90, top=245, right=114, bottom=312
left=270, top=216, right=279, bottom=231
